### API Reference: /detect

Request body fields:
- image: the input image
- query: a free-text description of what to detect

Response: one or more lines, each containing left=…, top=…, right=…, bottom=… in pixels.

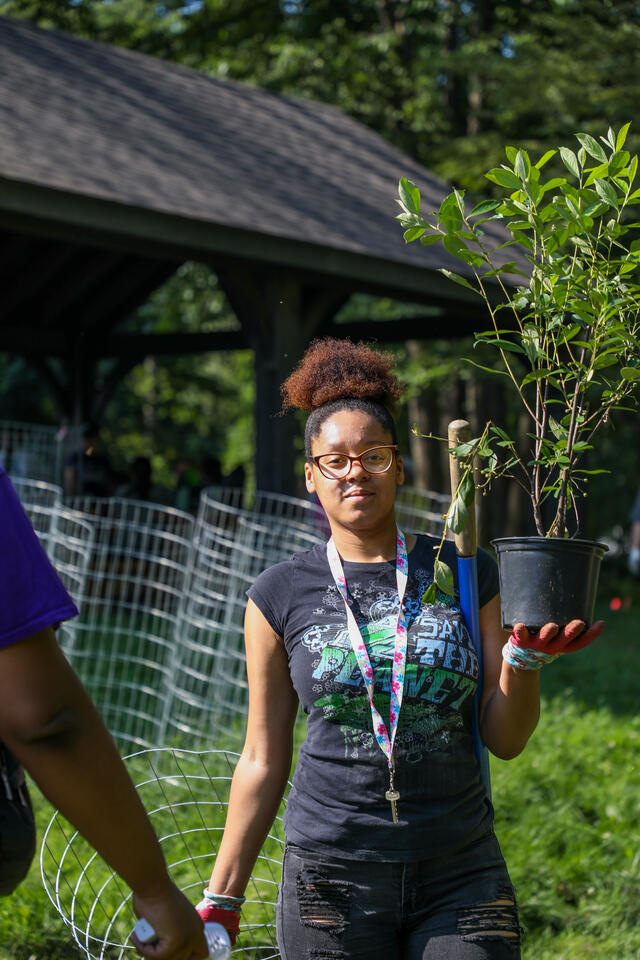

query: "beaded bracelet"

left=502, top=636, right=559, bottom=671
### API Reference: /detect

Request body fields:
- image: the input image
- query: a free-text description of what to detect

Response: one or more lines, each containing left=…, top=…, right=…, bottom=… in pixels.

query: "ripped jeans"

left=275, top=831, right=521, bottom=960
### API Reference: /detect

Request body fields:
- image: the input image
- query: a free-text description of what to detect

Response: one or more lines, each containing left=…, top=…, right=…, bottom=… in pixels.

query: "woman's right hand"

left=195, top=894, right=242, bottom=946
left=503, top=619, right=605, bottom=670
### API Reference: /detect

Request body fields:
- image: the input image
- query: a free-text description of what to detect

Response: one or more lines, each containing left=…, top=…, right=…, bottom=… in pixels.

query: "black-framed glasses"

left=311, top=444, right=398, bottom=480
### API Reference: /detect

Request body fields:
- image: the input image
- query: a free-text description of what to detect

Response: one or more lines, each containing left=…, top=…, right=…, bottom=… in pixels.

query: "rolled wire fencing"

left=161, top=489, right=324, bottom=751
left=396, top=484, right=449, bottom=538
left=10, top=474, right=448, bottom=755
left=11, top=478, right=95, bottom=653
left=64, top=497, right=196, bottom=751
left=0, top=419, right=84, bottom=485
left=41, top=748, right=285, bottom=960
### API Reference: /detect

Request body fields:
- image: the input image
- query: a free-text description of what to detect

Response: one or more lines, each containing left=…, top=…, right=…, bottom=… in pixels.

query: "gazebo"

left=0, top=16, right=499, bottom=492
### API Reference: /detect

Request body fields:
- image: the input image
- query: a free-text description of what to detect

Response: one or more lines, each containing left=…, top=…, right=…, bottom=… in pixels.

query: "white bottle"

left=133, top=918, right=231, bottom=959
left=203, top=921, right=232, bottom=959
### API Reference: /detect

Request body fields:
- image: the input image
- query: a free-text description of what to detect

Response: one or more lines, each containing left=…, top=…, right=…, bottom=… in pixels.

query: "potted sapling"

left=396, top=123, right=640, bottom=628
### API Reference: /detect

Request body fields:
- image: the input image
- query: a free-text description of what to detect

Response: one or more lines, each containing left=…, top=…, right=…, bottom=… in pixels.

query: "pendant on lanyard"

left=326, top=528, right=409, bottom=823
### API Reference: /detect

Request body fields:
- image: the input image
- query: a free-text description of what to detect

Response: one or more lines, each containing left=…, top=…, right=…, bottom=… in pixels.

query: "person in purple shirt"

left=0, top=467, right=207, bottom=960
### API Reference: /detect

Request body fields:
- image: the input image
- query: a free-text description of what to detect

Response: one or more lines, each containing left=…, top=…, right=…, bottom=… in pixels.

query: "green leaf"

left=540, top=177, right=567, bottom=195
left=459, top=471, right=476, bottom=507
left=535, top=149, right=557, bottom=169
left=450, top=438, right=478, bottom=458
left=515, top=150, right=530, bottom=181
left=482, top=263, right=525, bottom=278
left=439, top=192, right=463, bottom=230
left=438, top=269, right=478, bottom=292
left=583, top=201, right=608, bottom=217
left=520, top=368, right=553, bottom=387
left=621, top=367, right=640, bottom=380
left=585, top=162, right=610, bottom=186
left=616, top=122, right=631, bottom=151
left=420, top=233, right=442, bottom=246
left=485, top=167, right=522, bottom=190
left=490, top=425, right=512, bottom=443
left=434, top=559, right=455, bottom=597
left=505, top=145, right=518, bottom=164
left=462, top=359, right=510, bottom=377
left=549, top=416, right=568, bottom=440
left=403, top=226, right=426, bottom=242
left=443, top=234, right=485, bottom=266
left=471, top=199, right=499, bottom=216
left=484, top=338, right=526, bottom=355
left=594, top=178, right=619, bottom=207
left=453, top=187, right=466, bottom=215
left=398, top=178, right=421, bottom=214
left=609, top=150, right=630, bottom=176
left=559, top=147, right=581, bottom=178
left=575, top=133, right=607, bottom=163
left=447, top=496, right=468, bottom=535
left=422, top=582, right=437, bottom=606
left=522, top=324, right=540, bottom=364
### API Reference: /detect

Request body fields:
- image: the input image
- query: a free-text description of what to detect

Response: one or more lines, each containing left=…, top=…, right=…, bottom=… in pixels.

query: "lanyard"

left=326, top=528, right=409, bottom=772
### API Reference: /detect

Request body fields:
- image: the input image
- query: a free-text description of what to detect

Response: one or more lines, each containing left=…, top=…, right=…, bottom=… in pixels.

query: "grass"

left=2, top=587, right=639, bottom=959
left=492, top=587, right=640, bottom=959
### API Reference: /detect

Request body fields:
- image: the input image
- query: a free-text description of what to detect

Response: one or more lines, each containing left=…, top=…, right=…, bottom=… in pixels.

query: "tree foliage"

left=3, top=0, right=640, bottom=525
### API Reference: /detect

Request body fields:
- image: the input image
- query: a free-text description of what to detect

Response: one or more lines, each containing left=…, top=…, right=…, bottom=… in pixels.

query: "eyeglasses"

left=311, top=445, right=398, bottom=480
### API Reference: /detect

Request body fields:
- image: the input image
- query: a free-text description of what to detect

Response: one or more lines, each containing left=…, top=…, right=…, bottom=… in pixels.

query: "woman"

left=197, top=338, right=602, bottom=959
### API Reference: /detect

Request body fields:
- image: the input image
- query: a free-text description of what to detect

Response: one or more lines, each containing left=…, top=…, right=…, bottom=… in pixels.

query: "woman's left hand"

left=503, top=619, right=605, bottom=670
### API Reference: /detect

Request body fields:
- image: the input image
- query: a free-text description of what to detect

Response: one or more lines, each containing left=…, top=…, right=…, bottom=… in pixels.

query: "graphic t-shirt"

left=248, top=534, right=499, bottom=861
left=0, top=468, right=79, bottom=649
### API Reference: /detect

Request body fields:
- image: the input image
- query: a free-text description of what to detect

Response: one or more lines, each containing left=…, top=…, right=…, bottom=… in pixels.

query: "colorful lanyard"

left=326, top=528, right=409, bottom=821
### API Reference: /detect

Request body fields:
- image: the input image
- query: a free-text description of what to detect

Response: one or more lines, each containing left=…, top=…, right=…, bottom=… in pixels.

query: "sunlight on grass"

left=1, top=600, right=639, bottom=958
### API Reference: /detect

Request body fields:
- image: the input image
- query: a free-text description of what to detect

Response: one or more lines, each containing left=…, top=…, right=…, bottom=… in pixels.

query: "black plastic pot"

left=491, top=536, right=608, bottom=630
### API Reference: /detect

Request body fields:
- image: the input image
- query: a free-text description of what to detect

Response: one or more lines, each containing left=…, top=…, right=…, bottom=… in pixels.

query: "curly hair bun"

left=281, top=338, right=402, bottom=412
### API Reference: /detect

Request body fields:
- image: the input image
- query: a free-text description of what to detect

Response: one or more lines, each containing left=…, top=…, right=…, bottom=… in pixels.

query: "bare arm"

left=477, top=595, right=541, bottom=761
left=208, top=599, right=299, bottom=897
left=0, top=628, right=206, bottom=960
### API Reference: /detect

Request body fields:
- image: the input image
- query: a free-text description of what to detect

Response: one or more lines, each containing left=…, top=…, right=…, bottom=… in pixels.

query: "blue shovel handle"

left=457, top=554, right=491, bottom=797
left=448, top=419, right=491, bottom=799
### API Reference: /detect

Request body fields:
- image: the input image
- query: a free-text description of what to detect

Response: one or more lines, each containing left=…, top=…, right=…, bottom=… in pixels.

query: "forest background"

left=1, top=0, right=639, bottom=542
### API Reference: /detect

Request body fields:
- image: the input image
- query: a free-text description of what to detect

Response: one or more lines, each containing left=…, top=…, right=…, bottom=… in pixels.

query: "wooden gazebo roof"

left=0, top=16, right=503, bottom=491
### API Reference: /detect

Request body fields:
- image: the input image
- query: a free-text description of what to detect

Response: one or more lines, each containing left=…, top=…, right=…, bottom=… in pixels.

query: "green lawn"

left=1, top=591, right=639, bottom=959
left=492, top=591, right=640, bottom=959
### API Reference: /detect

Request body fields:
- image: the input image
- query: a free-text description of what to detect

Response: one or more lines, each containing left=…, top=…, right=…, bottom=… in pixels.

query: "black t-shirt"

left=248, top=534, right=500, bottom=861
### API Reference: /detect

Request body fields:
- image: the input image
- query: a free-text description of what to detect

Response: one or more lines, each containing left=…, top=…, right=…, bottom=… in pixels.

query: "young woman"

left=197, top=338, right=603, bottom=959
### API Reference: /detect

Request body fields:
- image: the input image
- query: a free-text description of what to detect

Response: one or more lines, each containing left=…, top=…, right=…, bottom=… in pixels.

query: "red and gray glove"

left=502, top=619, right=605, bottom=670
left=195, top=890, right=244, bottom=946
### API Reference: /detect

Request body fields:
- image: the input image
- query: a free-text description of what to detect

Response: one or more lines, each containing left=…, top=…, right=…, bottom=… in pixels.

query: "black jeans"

left=275, top=832, right=521, bottom=960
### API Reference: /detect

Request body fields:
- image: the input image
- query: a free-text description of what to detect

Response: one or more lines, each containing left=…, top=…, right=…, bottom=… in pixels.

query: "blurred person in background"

left=63, top=422, right=115, bottom=498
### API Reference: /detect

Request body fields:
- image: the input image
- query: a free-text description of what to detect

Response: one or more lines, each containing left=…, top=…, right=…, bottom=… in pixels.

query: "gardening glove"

left=195, top=891, right=243, bottom=946
left=502, top=619, right=605, bottom=671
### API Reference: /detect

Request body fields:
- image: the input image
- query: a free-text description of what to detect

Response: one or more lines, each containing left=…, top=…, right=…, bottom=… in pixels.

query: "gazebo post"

left=218, top=268, right=347, bottom=494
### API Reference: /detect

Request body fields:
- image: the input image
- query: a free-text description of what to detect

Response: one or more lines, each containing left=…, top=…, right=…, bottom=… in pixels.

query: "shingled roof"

left=0, top=15, right=504, bottom=304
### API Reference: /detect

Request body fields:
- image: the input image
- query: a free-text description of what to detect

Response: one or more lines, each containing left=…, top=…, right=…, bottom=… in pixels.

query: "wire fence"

left=0, top=420, right=82, bottom=485
left=162, top=490, right=323, bottom=751
left=12, top=476, right=449, bottom=753
left=41, top=748, right=285, bottom=960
